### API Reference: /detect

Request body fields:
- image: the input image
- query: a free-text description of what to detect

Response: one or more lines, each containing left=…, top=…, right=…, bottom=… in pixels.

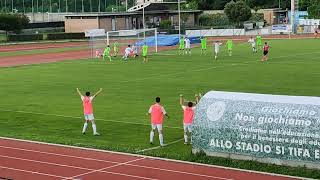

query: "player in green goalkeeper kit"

left=142, top=43, right=149, bottom=63
left=103, top=45, right=112, bottom=62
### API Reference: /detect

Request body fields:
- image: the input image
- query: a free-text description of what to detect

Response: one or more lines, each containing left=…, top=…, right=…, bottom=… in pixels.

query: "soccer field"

left=1, top=38, right=320, bottom=178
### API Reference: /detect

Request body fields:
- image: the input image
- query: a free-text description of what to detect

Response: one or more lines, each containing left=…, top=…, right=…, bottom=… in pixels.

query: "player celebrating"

left=185, top=37, right=191, bottom=55
left=76, top=88, right=103, bottom=136
left=148, top=97, right=169, bottom=147
left=213, top=41, right=223, bottom=60
left=179, top=36, right=185, bottom=55
left=113, top=41, right=119, bottom=57
left=256, top=34, right=262, bottom=49
left=248, top=37, right=257, bottom=53
left=103, top=45, right=112, bottom=62
left=180, top=94, right=200, bottom=145
left=122, top=45, right=132, bottom=61
left=261, top=42, right=271, bottom=62
left=142, top=43, right=149, bottom=63
left=200, top=37, right=207, bottom=55
left=226, top=39, right=233, bottom=56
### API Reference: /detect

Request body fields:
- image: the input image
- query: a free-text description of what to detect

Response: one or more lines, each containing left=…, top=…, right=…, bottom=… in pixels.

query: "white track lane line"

left=0, top=137, right=311, bottom=180
left=0, top=154, right=157, bottom=180
left=0, top=145, right=232, bottom=180
left=0, top=165, right=67, bottom=179
left=136, top=138, right=184, bottom=153
left=64, top=157, right=147, bottom=180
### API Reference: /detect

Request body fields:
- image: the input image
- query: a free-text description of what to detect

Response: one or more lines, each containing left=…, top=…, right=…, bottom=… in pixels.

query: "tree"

left=224, top=0, right=252, bottom=27
left=308, top=0, right=320, bottom=18
left=0, top=13, right=29, bottom=35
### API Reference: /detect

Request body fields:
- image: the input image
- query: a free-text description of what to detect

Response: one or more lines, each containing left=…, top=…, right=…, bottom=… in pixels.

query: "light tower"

left=291, top=0, right=299, bottom=34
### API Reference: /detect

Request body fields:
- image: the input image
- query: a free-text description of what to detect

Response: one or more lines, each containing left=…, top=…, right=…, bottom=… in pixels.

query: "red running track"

left=0, top=138, right=302, bottom=180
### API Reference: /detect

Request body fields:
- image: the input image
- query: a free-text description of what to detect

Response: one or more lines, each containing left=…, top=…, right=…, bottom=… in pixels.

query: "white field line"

left=136, top=138, right=184, bottom=153
left=0, top=109, right=183, bottom=129
left=0, top=165, right=67, bottom=179
left=0, top=137, right=313, bottom=180
left=64, top=157, right=147, bottom=180
left=0, top=145, right=232, bottom=180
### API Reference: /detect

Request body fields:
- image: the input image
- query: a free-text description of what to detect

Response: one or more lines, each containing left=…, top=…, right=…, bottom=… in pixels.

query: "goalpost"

left=88, top=28, right=158, bottom=59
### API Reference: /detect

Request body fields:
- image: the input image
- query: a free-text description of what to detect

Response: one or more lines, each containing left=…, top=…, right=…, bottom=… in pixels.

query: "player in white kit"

left=185, top=37, right=191, bottom=55
left=248, top=37, right=257, bottom=53
left=122, top=45, right=132, bottom=61
left=213, top=41, right=222, bottom=60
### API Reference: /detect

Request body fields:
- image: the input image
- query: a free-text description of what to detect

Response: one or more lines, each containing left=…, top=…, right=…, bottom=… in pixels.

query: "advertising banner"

left=192, top=91, right=320, bottom=168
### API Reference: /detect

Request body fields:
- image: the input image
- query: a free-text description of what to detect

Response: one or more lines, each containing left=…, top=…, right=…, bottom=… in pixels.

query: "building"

left=262, top=8, right=288, bottom=25
left=65, top=10, right=202, bottom=33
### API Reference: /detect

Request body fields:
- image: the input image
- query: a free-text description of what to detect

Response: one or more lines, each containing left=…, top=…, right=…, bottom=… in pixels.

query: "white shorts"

left=214, top=50, right=219, bottom=54
left=84, top=114, right=94, bottom=121
left=184, top=123, right=192, bottom=132
left=151, top=124, right=163, bottom=132
left=185, top=45, right=191, bottom=49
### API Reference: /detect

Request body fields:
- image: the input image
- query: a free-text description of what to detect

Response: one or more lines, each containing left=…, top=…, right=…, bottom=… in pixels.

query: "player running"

left=248, top=37, right=257, bottom=53
left=226, top=39, right=233, bottom=56
left=200, top=37, right=207, bottom=55
left=179, top=94, right=200, bottom=145
left=113, top=41, right=119, bottom=57
left=213, top=41, right=223, bottom=60
left=148, top=97, right=169, bottom=147
left=122, top=45, right=132, bottom=61
left=179, top=36, right=185, bottom=55
left=185, top=37, right=191, bottom=55
left=142, top=43, right=149, bottom=63
left=76, top=88, right=103, bottom=136
left=261, top=42, right=271, bottom=62
left=256, top=34, right=262, bottom=49
left=103, top=45, right=112, bottom=62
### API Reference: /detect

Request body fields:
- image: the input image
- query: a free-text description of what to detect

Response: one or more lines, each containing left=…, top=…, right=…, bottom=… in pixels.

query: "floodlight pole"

left=143, top=4, right=145, bottom=39
left=178, top=0, right=181, bottom=38
left=126, top=0, right=128, bottom=11
left=81, top=0, right=84, bottom=12
left=290, top=0, right=295, bottom=35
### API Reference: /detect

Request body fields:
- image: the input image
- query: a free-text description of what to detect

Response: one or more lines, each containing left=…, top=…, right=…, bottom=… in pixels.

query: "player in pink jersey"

left=148, top=97, right=169, bottom=147
left=180, top=94, right=200, bottom=145
left=77, top=88, right=103, bottom=136
left=261, top=42, right=271, bottom=62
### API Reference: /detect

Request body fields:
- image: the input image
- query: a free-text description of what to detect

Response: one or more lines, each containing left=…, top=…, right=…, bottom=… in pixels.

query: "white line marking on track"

left=136, top=138, right=184, bottom=153
left=0, top=165, right=67, bottom=179
left=0, top=154, right=156, bottom=180
left=0, top=137, right=313, bottom=180
left=65, top=157, right=148, bottom=180
left=0, top=145, right=232, bottom=180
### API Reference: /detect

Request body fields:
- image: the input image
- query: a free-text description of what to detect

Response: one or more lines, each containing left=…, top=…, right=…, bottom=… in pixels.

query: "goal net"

left=89, top=28, right=158, bottom=59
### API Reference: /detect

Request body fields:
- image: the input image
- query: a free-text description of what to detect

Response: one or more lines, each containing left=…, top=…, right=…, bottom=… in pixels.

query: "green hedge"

left=46, top=32, right=85, bottom=40
left=7, top=34, right=43, bottom=41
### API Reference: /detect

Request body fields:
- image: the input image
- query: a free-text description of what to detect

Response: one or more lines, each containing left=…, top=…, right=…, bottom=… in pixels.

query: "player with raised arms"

left=180, top=94, right=200, bottom=145
left=76, top=88, right=103, bottom=136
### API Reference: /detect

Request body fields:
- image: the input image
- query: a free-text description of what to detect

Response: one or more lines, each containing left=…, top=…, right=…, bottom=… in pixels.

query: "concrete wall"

left=65, top=17, right=99, bottom=33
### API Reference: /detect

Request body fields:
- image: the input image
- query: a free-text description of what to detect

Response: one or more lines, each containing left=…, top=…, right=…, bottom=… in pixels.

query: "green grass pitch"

left=0, top=39, right=320, bottom=178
